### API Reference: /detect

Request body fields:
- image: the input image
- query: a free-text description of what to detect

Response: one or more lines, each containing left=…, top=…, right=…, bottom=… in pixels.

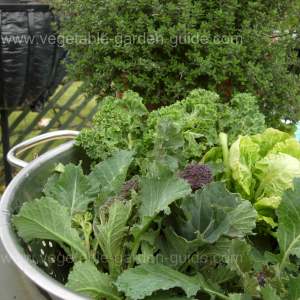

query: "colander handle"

left=7, top=130, right=79, bottom=169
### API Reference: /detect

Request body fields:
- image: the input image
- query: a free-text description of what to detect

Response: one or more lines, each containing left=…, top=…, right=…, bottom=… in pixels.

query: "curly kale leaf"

left=76, top=90, right=148, bottom=162
left=143, top=89, right=220, bottom=165
left=219, top=93, right=266, bottom=144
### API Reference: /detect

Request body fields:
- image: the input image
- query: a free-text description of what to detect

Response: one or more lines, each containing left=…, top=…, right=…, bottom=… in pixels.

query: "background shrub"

left=52, top=0, right=300, bottom=127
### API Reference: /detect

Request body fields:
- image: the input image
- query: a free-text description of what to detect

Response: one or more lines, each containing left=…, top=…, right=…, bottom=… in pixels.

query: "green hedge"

left=52, top=0, right=300, bottom=127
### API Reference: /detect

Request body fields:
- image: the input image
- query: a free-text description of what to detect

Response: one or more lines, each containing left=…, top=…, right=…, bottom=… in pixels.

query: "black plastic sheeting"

left=0, top=4, right=66, bottom=110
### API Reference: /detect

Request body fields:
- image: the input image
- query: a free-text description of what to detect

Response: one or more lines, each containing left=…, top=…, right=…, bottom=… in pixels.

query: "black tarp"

left=0, top=2, right=66, bottom=110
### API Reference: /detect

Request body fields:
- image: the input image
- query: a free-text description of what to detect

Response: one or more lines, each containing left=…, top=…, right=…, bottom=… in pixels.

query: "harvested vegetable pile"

left=12, top=90, right=300, bottom=299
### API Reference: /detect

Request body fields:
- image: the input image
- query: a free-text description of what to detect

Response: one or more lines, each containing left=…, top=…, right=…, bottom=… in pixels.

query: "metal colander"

left=0, top=131, right=90, bottom=300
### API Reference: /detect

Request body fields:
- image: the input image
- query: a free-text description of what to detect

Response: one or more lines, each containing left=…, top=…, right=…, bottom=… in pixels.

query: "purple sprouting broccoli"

left=120, top=177, right=139, bottom=198
left=179, top=163, right=213, bottom=191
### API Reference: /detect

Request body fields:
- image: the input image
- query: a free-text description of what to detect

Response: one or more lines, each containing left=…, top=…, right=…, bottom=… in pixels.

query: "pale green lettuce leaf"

left=269, top=138, right=300, bottom=160
left=44, top=164, right=93, bottom=215
left=257, top=215, right=278, bottom=229
left=254, top=153, right=300, bottom=199
left=88, top=150, right=134, bottom=199
left=254, top=196, right=281, bottom=227
left=250, top=128, right=290, bottom=157
left=229, top=136, right=260, bottom=196
left=94, top=200, right=132, bottom=278
left=277, top=178, right=300, bottom=272
left=66, top=261, right=121, bottom=300
left=255, top=196, right=281, bottom=215
left=13, top=197, right=87, bottom=259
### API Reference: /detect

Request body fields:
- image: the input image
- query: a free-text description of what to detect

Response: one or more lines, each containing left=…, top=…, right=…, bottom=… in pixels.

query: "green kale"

left=76, top=89, right=265, bottom=172
left=219, top=93, right=266, bottom=143
left=76, top=90, right=148, bottom=162
left=144, top=89, right=220, bottom=162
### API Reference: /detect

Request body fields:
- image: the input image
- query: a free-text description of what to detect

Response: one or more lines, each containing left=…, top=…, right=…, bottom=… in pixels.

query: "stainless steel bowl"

left=0, top=131, right=89, bottom=300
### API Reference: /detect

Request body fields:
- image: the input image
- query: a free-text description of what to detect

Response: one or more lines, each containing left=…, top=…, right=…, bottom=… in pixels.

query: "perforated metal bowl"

left=0, top=131, right=89, bottom=300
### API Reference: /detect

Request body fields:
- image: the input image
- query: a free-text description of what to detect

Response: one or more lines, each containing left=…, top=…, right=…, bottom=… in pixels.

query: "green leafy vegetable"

left=77, top=91, right=148, bottom=162
left=66, top=261, right=121, bottom=300
left=144, top=89, right=219, bottom=162
left=13, top=197, right=87, bottom=259
left=12, top=121, right=300, bottom=300
left=254, top=154, right=300, bottom=199
left=95, top=200, right=132, bottom=278
left=116, top=264, right=206, bottom=300
left=76, top=89, right=265, bottom=173
left=176, top=182, right=257, bottom=243
left=228, top=136, right=260, bottom=196
left=139, top=176, right=191, bottom=220
left=44, top=164, right=93, bottom=215
left=131, top=176, right=191, bottom=264
left=277, top=178, right=300, bottom=273
left=287, top=276, right=300, bottom=300
left=261, top=286, right=281, bottom=300
left=205, top=129, right=300, bottom=224
left=219, top=93, right=266, bottom=144
left=269, top=138, right=300, bottom=160
left=251, top=128, right=290, bottom=157
left=88, top=150, right=134, bottom=200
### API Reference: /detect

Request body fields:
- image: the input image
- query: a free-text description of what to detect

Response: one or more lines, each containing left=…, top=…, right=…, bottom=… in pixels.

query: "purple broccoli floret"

left=179, top=163, right=213, bottom=191
left=120, top=177, right=139, bottom=198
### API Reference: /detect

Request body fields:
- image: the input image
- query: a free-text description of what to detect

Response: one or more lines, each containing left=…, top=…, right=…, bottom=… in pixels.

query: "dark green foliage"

left=52, top=0, right=300, bottom=126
